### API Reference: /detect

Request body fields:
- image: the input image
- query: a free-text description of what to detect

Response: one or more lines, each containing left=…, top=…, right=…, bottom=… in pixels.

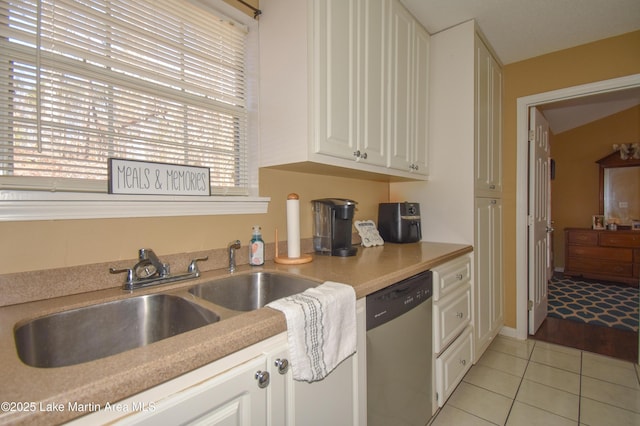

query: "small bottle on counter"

left=249, top=226, right=265, bottom=266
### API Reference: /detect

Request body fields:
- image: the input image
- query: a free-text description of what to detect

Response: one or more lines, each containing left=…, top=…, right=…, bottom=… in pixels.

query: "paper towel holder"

left=274, top=193, right=313, bottom=264
left=274, top=228, right=313, bottom=264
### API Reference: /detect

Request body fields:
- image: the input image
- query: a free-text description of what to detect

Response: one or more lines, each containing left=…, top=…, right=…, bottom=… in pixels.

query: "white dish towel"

left=267, top=281, right=356, bottom=383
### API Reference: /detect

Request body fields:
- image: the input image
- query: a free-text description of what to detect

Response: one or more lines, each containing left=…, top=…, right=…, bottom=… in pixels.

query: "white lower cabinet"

left=131, top=355, right=269, bottom=426
left=70, top=299, right=366, bottom=426
left=433, top=285, right=471, bottom=354
left=434, top=326, right=473, bottom=407
left=291, top=297, right=367, bottom=426
left=431, top=255, right=474, bottom=412
left=474, top=196, right=503, bottom=359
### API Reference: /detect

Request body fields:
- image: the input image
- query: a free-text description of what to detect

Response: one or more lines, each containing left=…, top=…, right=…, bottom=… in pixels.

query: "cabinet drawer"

left=432, top=255, right=471, bottom=301
left=567, top=230, right=598, bottom=246
left=566, top=257, right=633, bottom=277
left=433, top=285, right=471, bottom=354
left=600, top=232, right=640, bottom=248
left=567, top=246, right=633, bottom=262
left=435, top=326, right=473, bottom=408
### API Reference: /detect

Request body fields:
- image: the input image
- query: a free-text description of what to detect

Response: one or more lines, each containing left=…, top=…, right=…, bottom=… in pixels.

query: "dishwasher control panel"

left=366, top=270, right=433, bottom=331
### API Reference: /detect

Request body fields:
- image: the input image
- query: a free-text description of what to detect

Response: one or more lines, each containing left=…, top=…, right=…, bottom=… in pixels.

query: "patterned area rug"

left=548, top=275, right=639, bottom=333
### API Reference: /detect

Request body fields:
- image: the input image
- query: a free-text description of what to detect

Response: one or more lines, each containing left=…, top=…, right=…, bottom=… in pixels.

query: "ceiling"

left=400, top=0, right=640, bottom=134
left=538, top=87, right=640, bottom=134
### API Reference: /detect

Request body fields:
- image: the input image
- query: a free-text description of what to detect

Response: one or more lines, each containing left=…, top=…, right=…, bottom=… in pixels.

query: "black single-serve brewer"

left=312, top=198, right=358, bottom=256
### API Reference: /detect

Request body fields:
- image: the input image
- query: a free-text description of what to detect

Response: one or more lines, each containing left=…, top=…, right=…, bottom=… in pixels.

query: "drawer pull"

left=255, top=370, right=270, bottom=389
left=274, top=358, right=289, bottom=375
left=456, top=273, right=464, bottom=280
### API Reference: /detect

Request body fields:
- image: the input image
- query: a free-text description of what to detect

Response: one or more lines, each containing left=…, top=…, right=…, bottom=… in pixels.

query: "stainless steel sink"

left=14, top=294, right=219, bottom=368
left=188, top=272, right=319, bottom=311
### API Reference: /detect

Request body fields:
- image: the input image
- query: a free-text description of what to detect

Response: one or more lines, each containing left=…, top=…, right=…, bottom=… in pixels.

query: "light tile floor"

left=430, top=336, right=640, bottom=426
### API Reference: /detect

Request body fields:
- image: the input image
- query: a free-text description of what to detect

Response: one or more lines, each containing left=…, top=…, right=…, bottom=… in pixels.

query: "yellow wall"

left=0, top=168, right=389, bottom=274
left=502, top=30, right=640, bottom=327
left=551, top=105, right=640, bottom=269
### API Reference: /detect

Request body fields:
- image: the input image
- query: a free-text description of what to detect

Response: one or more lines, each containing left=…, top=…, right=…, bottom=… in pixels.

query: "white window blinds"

left=0, top=0, right=250, bottom=195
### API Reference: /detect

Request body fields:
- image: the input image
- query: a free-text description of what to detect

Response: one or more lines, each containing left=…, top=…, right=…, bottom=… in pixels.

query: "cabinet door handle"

left=456, top=273, right=464, bottom=280
left=460, top=359, right=467, bottom=366
left=274, top=358, right=289, bottom=375
left=255, top=370, right=270, bottom=388
left=352, top=151, right=368, bottom=160
left=456, top=312, right=464, bottom=319
left=489, top=184, right=496, bottom=189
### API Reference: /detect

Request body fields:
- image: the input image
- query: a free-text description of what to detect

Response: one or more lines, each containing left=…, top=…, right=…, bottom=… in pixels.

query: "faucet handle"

left=109, top=267, right=134, bottom=283
left=188, top=256, right=209, bottom=275
left=160, top=263, right=170, bottom=277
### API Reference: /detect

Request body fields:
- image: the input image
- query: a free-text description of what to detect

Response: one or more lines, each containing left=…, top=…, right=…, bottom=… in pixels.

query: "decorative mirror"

left=597, top=146, right=640, bottom=227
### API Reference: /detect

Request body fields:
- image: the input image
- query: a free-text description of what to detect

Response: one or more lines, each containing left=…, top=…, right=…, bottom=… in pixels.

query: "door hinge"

left=529, top=129, right=535, bottom=142
left=528, top=300, right=534, bottom=311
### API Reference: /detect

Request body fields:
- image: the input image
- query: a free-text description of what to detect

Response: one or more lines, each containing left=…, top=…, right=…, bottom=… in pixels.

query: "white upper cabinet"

left=314, top=0, right=360, bottom=162
left=411, top=23, right=430, bottom=174
left=474, top=36, right=503, bottom=196
left=356, top=0, right=387, bottom=167
left=387, top=0, right=413, bottom=171
left=260, top=0, right=429, bottom=180
left=314, top=0, right=386, bottom=167
left=387, top=1, right=429, bottom=175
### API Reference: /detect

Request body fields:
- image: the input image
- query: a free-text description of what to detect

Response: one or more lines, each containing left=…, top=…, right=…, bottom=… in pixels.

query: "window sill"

left=0, top=191, right=270, bottom=221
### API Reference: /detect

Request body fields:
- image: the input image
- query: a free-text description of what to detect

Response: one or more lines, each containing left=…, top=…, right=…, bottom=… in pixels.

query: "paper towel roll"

left=287, top=193, right=301, bottom=258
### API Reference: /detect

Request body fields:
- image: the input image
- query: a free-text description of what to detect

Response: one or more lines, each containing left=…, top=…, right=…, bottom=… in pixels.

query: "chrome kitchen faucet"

left=228, top=240, right=241, bottom=272
left=110, top=248, right=208, bottom=291
left=138, top=248, right=170, bottom=278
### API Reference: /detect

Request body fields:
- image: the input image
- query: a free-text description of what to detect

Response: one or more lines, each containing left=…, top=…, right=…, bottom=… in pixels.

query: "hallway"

left=532, top=316, right=638, bottom=363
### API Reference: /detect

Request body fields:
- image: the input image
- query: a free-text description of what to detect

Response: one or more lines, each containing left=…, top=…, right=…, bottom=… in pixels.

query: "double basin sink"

left=14, top=272, right=319, bottom=368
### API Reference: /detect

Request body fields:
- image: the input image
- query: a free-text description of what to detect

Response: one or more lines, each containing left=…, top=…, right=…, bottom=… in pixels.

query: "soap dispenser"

left=249, top=226, right=265, bottom=266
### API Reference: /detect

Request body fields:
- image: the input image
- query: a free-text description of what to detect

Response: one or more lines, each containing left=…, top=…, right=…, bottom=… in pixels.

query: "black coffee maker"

left=312, top=198, right=358, bottom=256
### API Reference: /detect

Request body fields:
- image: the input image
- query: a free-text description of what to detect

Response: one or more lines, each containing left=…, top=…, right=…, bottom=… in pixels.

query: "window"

left=0, top=0, right=252, bottom=196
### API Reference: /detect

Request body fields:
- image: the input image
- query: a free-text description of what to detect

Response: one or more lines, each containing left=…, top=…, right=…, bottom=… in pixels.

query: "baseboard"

left=499, top=326, right=521, bottom=340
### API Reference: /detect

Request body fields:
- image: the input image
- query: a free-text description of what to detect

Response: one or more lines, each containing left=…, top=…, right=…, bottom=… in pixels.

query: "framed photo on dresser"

left=592, top=215, right=605, bottom=230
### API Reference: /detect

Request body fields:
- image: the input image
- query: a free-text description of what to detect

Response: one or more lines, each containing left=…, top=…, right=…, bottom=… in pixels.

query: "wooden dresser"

left=564, top=228, right=640, bottom=286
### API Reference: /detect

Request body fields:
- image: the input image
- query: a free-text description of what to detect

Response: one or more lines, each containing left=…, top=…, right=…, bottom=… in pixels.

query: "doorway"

left=514, top=74, right=640, bottom=362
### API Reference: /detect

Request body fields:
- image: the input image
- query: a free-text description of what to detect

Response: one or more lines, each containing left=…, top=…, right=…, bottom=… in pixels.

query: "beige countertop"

left=0, top=242, right=471, bottom=425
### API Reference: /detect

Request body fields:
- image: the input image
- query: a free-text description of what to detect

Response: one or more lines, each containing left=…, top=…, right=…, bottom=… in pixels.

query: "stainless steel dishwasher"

left=366, top=270, right=433, bottom=426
